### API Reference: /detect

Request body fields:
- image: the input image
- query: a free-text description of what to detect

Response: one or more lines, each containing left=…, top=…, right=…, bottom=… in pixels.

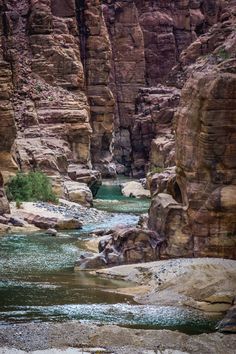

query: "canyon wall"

left=0, top=0, right=16, bottom=214
left=0, top=0, right=235, bottom=258
left=0, top=0, right=116, bottom=201
left=103, top=0, right=223, bottom=175
left=0, top=0, right=223, bottom=179
left=148, top=1, right=236, bottom=259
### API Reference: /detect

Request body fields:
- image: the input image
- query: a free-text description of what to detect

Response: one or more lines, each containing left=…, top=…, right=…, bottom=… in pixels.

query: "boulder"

left=76, top=228, right=164, bottom=270
left=46, top=228, right=58, bottom=236
left=67, top=164, right=102, bottom=196
left=9, top=216, right=26, bottom=227
left=75, top=253, right=107, bottom=270
left=64, top=181, right=93, bottom=207
left=18, top=212, right=82, bottom=230
left=56, top=218, right=83, bottom=230
left=121, top=181, right=150, bottom=198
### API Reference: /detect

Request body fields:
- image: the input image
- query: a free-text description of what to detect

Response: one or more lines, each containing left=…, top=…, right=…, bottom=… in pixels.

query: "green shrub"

left=6, top=171, right=58, bottom=203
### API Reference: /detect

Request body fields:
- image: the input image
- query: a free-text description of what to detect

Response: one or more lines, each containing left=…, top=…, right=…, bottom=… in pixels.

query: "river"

left=0, top=180, right=220, bottom=334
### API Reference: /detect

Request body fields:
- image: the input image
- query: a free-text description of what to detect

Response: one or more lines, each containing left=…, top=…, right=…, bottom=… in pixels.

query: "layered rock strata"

left=0, top=1, right=17, bottom=214
left=131, top=85, right=180, bottom=177
left=13, top=0, right=91, bottom=175
left=148, top=2, right=236, bottom=259
left=0, top=0, right=224, bottom=180
left=81, top=0, right=116, bottom=176
left=104, top=0, right=146, bottom=173
left=104, top=0, right=222, bottom=174
left=0, top=0, right=114, bottom=202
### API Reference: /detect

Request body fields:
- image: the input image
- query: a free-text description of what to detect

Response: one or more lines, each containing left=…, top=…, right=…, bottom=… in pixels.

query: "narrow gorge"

left=0, top=0, right=236, bottom=353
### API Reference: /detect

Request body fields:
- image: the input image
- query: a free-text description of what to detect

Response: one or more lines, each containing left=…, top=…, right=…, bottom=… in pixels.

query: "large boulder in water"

left=76, top=228, right=165, bottom=269
left=121, top=181, right=150, bottom=198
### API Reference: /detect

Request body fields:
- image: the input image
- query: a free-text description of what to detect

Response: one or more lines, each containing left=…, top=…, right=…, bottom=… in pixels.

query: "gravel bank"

left=0, top=322, right=236, bottom=354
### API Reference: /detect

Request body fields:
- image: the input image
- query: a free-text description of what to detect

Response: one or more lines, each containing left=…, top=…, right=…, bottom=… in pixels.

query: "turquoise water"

left=0, top=233, right=220, bottom=333
left=94, top=179, right=150, bottom=214
left=0, top=181, right=221, bottom=333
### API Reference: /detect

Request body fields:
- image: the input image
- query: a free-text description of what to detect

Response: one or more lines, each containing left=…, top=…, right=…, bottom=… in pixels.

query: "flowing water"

left=0, top=181, right=221, bottom=333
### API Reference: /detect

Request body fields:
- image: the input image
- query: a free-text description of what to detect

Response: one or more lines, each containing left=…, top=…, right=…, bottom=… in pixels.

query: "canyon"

left=0, top=0, right=235, bottom=260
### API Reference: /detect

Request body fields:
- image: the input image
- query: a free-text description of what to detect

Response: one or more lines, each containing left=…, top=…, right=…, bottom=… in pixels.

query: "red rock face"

left=104, top=0, right=146, bottom=173
left=103, top=0, right=222, bottom=174
left=148, top=1, right=236, bottom=259
left=0, top=0, right=223, bottom=179
left=0, top=0, right=117, bottom=200
left=0, top=2, right=17, bottom=213
left=3, top=0, right=92, bottom=182
left=82, top=0, right=116, bottom=176
left=0, top=0, right=235, bottom=260
left=131, top=85, right=180, bottom=177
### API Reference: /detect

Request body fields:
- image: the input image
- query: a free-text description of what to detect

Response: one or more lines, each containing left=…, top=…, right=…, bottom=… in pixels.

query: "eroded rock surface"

left=148, top=1, right=236, bottom=259
left=76, top=228, right=164, bottom=269
left=96, top=258, right=236, bottom=313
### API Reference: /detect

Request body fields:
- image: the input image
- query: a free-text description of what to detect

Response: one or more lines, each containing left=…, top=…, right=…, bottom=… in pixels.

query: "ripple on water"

left=0, top=183, right=220, bottom=334
left=0, top=304, right=219, bottom=334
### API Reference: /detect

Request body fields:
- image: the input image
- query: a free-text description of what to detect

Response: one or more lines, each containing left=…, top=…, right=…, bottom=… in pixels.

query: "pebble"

left=34, top=201, right=116, bottom=226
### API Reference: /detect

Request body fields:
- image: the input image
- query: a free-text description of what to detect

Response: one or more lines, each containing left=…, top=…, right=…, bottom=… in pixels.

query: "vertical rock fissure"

left=75, top=0, right=87, bottom=77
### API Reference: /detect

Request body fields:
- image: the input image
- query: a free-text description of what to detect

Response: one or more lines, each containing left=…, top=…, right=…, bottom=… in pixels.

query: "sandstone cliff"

left=0, top=0, right=116, bottom=204
left=0, top=0, right=223, bottom=180
left=148, top=0, right=236, bottom=259
left=103, top=0, right=222, bottom=175
left=0, top=0, right=235, bottom=259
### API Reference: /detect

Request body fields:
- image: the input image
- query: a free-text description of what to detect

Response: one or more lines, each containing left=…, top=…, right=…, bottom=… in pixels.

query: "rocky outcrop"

left=131, top=85, right=180, bottom=177
left=76, top=228, right=164, bottom=269
left=19, top=211, right=83, bottom=230
left=148, top=2, right=236, bottom=259
left=64, top=180, right=93, bottom=207
left=136, top=0, right=223, bottom=85
left=0, top=2, right=17, bottom=214
left=12, top=0, right=91, bottom=174
left=0, top=0, right=225, bottom=180
left=96, top=258, right=236, bottom=314
left=0, top=0, right=235, bottom=262
left=121, top=181, right=150, bottom=198
left=0, top=0, right=118, bottom=204
left=103, top=0, right=222, bottom=174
